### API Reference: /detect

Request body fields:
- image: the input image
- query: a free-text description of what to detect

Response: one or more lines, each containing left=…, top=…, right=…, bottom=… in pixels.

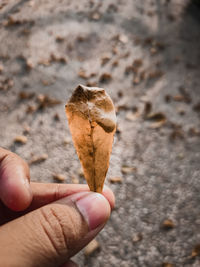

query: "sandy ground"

left=0, top=0, right=200, bottom=266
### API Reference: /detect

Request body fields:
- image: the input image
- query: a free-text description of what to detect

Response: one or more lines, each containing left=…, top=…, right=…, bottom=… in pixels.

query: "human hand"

left=0, top=148, right=115, bottom=267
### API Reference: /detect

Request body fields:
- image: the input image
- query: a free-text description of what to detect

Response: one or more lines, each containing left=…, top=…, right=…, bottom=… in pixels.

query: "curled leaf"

left=65, top=85, right=116, bottom=193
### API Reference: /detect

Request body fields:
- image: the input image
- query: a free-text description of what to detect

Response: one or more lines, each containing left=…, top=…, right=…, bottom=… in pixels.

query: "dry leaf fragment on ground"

left=19, top=91, right=35, bottom=100
left=162, top=263, right=175, bottom=267
left=99, top=73, right=112, bottom=83
left=145, top=112, right=167, bottom=128
left=14, top=135, right=27, bottom=144
left=53, top=173, right=66, bottom=182
left=191, top=244, right=200, bottom=258
left=0, top=63, right=4, bottom=73
left=161, top=219, right=175, bottom=230
left=121, top=166, right=137, bottom=174
left=109, top=176, right=122, bottom=183
left=132, top=233, right=143, bottom=243
left=28, top=153, right=48, bottom=165
left=65, top=84, right=116, bottom=193
left=84, top=239, right=100, bottom=256
left=0, top=78, right=14, bottom=91
left=37, top=94, right=61, bottom=109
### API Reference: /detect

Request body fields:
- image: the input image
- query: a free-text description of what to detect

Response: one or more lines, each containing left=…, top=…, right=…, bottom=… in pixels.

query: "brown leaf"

left=37, top=94, right=61, bottom=109
left=109, top=176, right=122, bottom=183
left=50, top=53, right=67, bottom=64
left=29, top=154, right=48, bottom=165
left=170, top=127, right=184, bottom=141
left=23, top=124, right=31, bottom=135
left=143, top=102, right=152, bottom=117
left=78, top=69, right=89, bottom=79
left=125, top=111, right=140, bottom=121
left=133, top=59, right=143, bottom=68
left=14, top=135, right=27, bottom=144
left=19, top=91, right=35, bottom=100
left=90, top=12, right=101, bottom=21
left=161, top=219, right=175, bottom=230
left=191, top=244, right=200, bottom=258
left=148, top=70, right=164, bottom=79
left=144, top=110, right=167, bottom=128
left=26, top=104, right=37, bottom=113
left=193, top=102, right=200, bottom=112
left=84, top=239, right=100, bottom=256
left=0, top=78, right=14, bottom=91
left=0, top=64, right=4, bottom=73
left=65, top=85, right=116, bottom=193
left=53, top=173, right=66, bottom=182
left=99, top=73, right=112, bottom=83
left=121, top=166, right=137, bottom=174
left=173, top=95, right=186, bottom=102
left=162, top=263, right=175, bottom=267
left=146, top=112, right=166, bottom=122
left=101, top=53, right=112, bottom=66
left=178, top=86, right=191, bottom=103
left=132, top=233, right=143, bottom=243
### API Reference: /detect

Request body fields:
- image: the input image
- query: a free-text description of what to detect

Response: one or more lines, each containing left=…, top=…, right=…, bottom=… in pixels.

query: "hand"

left=0, top=148, right=115, bottom=267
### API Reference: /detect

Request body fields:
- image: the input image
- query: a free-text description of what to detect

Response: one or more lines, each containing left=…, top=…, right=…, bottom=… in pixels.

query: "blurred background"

left=0, top=0, right=200, bottom=266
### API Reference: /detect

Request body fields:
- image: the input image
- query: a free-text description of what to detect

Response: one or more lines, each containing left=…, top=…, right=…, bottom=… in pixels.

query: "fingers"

left=0, top=191, right=111, bottom=266
left=30, top=182, right=115, bottom=210
left=0, top=148, right=32, bottom=211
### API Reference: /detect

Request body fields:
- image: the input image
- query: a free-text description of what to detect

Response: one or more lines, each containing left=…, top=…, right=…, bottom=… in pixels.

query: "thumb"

left=0, top=191, right=111, bottom=267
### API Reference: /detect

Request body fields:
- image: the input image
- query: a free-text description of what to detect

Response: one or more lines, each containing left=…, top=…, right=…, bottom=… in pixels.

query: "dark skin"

left=0, top=148, right=115, bottom=267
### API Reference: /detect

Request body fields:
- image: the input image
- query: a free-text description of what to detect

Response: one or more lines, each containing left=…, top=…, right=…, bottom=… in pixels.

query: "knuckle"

left=39, top=204, right=81, bottom=257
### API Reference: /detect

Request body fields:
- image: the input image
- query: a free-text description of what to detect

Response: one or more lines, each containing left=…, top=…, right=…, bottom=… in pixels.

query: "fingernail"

left=74, top=192, right=111, bottom=230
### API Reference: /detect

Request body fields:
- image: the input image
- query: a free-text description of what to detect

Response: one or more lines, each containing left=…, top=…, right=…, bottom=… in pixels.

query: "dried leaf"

left=146, top=112, right=166, bottom=122
left=65, top=85, right=116, bottom=193
left=84, top=239, right=100, bottom=256
left=0, top=78, right=14, bottom=91
left=193, top=102, right=200, bottom=112
left=121, top=166, right=137, bottom=174
left=0, top=64, right=4, bottom=73
left=161, top=219, right=175, bottom=230
left=26, top=104, right=36, bottom=113
left=18, top=91, right=35, bottom=100
left=63, top=137, right=71, bottom=145
left=148, top=70, right=163, bottom=79
left=143, top=102, right=152, bottom=117
left=53, top=113, right=60, bottom=121
left=125, top=111, right=140, bottom=121
left=23, top=124, right=30, bottom=135
left=170, top=127, right=184, bottom=141
left=14, top=135, right=27, bottom=144
left=53, top=173, right=66, bottom=182
left=191, top=244, right=200, bottom=258
left=37, top=94, right=61, bottom=109
left=90, top=12, right=101, bottom=21
left=162, top=263, right=175, bottom=267
left=29, top=153, right=48, bottom=165
left=78, top=69, right=89, bottom=79
left=109, top=176, right=122, bottom=183
left=178, top=86, right=191, bottom=103
left=133, top=59, right=143, bottom=68
left=101, top=53, right=112, bottom=66
left=99, top=73, right=112, bottom=83
left=132, top=233, right=143, bottom=243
